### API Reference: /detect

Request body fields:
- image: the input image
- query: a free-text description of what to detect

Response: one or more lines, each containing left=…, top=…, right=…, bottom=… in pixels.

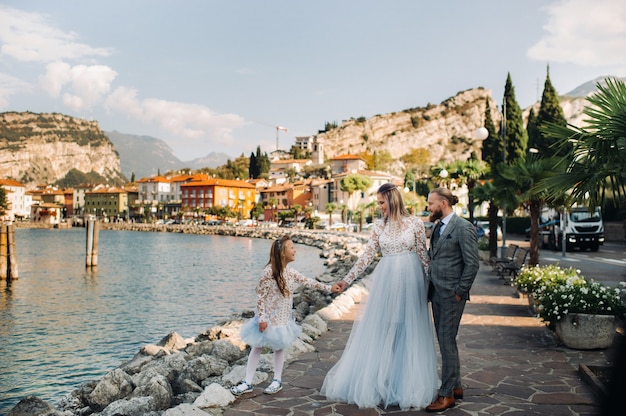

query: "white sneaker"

left=230, top=381, right=253, bottom=395
left=263, top=379, right=283, bottom=394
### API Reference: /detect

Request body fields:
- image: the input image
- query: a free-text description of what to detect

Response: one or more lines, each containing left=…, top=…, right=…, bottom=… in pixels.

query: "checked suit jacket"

left=428, top=214, right=480, bottom=301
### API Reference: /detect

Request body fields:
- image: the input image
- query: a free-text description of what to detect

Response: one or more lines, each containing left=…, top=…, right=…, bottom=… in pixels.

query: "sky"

left=1, top=0, right=625, bottom=162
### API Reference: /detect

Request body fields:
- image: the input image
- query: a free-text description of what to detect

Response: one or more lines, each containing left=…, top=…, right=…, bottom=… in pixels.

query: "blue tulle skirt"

left=239, top=315, right=302, bottom=351
left=321, top=252, right=439, bottom=410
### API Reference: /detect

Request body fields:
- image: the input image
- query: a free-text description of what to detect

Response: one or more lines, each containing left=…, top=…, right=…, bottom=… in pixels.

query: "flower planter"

left=527, top=293, right=539, bottom=315
left=555, top=313, right=618, bottom=349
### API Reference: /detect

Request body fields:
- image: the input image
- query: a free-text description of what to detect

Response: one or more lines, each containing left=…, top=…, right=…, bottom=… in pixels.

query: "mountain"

left=564, top=76, right=626, bottom=97
left=0, top=112, right=124, bottom=188
left=105, top=131, right=231, bottom=179
left=316, top=87, right=495, bottom=173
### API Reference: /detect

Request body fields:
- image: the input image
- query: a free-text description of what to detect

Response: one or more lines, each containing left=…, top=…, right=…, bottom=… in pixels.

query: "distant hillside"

left=0, top=112, right=124, bottom=188
left=105, top=131, right=231, bottom=179
left=564, top=76, right=626, bottom=97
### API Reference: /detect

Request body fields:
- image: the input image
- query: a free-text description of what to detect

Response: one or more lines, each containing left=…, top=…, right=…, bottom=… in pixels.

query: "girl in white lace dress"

left=231, top=235, right=342, bottom=396
left=321, top=183, right=439, bottom=410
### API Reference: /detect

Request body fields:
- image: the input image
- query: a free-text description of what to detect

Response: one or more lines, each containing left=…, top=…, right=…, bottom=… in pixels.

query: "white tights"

left=245, top=347, right=284, bottom=384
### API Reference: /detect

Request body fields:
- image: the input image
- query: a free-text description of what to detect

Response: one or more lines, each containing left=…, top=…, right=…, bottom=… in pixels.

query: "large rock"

left=8, top=396, right=56, bottom=416
left=210, top=339, right=244, bottom=363
left=193, top=383, right=235, bottom=408
left=130, top=374, right=173, bottom=410
left=157, top=332, right=188, bottom=352
left=99, top=396, right=159, bottom=416
left=88, top=368, right=134, bottom=411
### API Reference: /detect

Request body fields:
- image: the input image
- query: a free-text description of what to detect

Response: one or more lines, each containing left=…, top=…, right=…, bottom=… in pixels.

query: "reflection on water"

left=0, top=228, right=325, bottom=413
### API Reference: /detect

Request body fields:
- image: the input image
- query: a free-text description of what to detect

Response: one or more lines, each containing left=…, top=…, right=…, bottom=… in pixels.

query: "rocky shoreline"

left=9, top=224, right=376, bottom=416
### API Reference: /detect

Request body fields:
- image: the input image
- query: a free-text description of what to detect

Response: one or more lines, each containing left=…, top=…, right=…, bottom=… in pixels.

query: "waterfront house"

left=180, top=178, right=256, bottom=221
left=0, top=178, right=29, bottom=221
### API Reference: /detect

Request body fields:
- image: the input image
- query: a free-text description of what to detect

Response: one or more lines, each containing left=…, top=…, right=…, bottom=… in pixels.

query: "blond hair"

left=377, top=182, right=409, bottom=223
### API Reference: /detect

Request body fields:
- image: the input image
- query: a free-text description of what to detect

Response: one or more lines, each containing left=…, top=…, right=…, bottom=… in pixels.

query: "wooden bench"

left=496, top=247, right=529, bottom=280
left=489, top=244, right=519, bottom=272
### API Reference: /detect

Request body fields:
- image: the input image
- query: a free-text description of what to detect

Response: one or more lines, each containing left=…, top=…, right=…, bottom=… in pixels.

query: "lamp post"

left=439, top=168, right=449, bottom=188
left=501, top=101, right=507, bottom=257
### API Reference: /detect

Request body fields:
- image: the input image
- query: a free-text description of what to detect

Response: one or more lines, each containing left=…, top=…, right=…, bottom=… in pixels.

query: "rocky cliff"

left=315, top=88, right=497, bottom=172
left=0, top=112, right=124, bottom=188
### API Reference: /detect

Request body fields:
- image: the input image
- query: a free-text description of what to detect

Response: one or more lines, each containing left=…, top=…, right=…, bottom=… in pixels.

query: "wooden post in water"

left=86, top=219, right=99, bottom=268
left=0, top=225, right=7, bottom=280
left=7, top=225, right=18, bottom=279
left=0, top=225, right=19, bottom=280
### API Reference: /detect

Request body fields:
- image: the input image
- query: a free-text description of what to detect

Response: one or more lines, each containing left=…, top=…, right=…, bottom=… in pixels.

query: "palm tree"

left=325, top=202, right=338, bottom=226
left=540, top=77, right=626, bottom=209
left=497, top=154, right=564, bottom=266
left=450, top=158, right=489, bottom=222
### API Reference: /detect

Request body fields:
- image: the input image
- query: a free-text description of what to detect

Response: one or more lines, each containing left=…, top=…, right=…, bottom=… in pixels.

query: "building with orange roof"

left=180, top=178, right=256, bottom=220
left=329, top=154, right=367, bottom=175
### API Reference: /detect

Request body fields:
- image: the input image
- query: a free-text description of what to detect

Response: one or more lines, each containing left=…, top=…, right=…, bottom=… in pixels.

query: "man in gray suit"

left=425, top=187, right=479, bottom=413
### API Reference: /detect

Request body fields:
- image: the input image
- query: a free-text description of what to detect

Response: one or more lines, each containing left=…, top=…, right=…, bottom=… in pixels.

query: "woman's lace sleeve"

left=414, top=218, right=430, bottom=273
left=289, top=267, right=332, bottom=292
left=255, top=267, right=275, bottom=323
left=343, top=221, right=382, bottom=285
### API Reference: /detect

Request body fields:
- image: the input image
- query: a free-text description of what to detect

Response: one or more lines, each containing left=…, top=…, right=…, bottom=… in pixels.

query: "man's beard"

left=429, top=209, right=443, bottom=222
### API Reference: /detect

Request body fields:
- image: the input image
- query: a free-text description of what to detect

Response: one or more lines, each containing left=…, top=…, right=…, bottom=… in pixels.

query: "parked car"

left=475, top=220, right=502, bottom=240
left=330, top=222, right=347, bottom=231
left=315, top=221, right=329, bottom=230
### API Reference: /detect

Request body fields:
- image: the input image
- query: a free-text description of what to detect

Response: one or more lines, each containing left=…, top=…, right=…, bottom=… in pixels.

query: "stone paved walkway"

left=224, top=263, right=610, bottom=415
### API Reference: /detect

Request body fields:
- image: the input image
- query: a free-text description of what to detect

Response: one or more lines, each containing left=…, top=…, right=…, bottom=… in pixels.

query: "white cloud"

left=0, top=72, right=33, bottom=109
left=104, top=86, right=246, bottom=145
left=528, top=0, right=626, bottom=66
left=39, top=62, right=117, bottom=112
left=0, top=5, right=112, bottom=63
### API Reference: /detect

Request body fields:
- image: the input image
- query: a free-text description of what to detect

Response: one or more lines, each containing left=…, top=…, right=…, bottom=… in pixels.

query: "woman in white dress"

left=322, top=183, right=439, bottom=410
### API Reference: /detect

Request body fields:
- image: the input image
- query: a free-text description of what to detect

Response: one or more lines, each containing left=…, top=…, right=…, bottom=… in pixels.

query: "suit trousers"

left=431, top=292, right=466, bottom=397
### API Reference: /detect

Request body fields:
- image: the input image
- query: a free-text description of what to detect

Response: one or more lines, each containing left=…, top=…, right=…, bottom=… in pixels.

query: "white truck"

left=539, top=206, right=604, bottom=252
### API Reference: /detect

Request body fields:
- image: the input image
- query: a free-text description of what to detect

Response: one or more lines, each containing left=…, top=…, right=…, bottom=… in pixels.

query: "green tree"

left=0, top=186, right=7, bottom=217
left=325, top=202, right=338, bottom=226
left=526, top=107, right=539, bottom=154
left=249, top=151, right=259, bottom=179
left=371, top=150, right=393, bottom=172
left=503, top=73, right=528, bottom=162
left=540, top=77, right=626, bottom=209
left=480, top=97, right=502, bottom=168
left=498, top=154, right=564, bottom=266
left=449, top=158, right=489, bottom=222
left=535, top=67, right=568, bottom=156
left=340, top=173, right=373, bottom=208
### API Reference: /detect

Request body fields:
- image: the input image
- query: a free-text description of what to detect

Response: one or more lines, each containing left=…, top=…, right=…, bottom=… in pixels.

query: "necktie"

left=432, top=221, right=442, bottom=245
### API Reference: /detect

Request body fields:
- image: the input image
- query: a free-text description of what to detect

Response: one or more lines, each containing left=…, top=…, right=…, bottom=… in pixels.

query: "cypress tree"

left=249, top=152, right=258, bottom=179
left=526, top=107, right=540, bottom=153
left=481, top=97, right=502, bottom=169
left=503, top=73, right=528, bottom=162
left=536, top=66, right=568, bottom=156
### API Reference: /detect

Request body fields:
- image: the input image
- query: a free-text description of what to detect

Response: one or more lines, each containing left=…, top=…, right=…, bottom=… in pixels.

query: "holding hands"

left=331, top=280, right=348, bottom=293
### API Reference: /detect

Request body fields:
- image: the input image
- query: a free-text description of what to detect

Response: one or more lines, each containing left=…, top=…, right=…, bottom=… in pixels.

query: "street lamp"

left=439, top=168, right=449, bottom=188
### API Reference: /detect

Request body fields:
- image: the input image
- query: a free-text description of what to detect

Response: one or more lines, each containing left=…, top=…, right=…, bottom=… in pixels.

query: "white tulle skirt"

left=321, top=252, right=439, bottom=410
left=239, top=315, right=302, bottom=351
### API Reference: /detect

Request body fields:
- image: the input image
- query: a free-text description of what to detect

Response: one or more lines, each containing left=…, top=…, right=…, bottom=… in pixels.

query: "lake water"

left=0, top=228, right=326, bottom=413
